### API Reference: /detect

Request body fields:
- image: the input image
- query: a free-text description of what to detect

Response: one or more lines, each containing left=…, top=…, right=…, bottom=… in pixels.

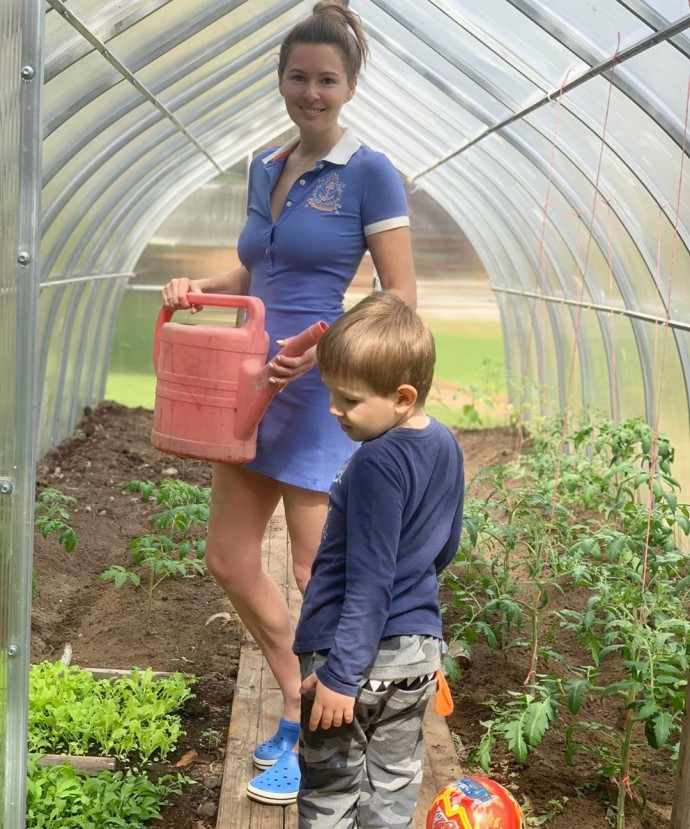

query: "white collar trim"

left=262, top=128, right=361, bottom=166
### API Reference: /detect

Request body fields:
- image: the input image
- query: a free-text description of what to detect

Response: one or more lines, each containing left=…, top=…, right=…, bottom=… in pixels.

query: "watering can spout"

left=151, top=293, right=327, bottom=464
left=234, top=320, right=328, bottom=441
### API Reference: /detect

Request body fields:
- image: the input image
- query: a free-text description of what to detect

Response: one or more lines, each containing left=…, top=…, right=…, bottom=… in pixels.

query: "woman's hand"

left=161, top=278, right=205, bottom=313
left=300, top=672, right=355, bottom=731
left=161, top=267, right=252, bottom=313
left=267, top=342, right=318, bottom=390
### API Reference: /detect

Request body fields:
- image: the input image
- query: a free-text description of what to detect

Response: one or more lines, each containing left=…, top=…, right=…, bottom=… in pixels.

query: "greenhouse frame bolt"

left=8, top=645, right=19, bottom=657
left=0, top=480, right=14, bottom=495
left=20, top=65, right=35, bottom=80
left=17, top=252, right=31, bottom=266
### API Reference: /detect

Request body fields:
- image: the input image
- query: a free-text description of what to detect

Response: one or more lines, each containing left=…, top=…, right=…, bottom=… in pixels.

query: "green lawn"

left=424, top=318, right=507, bottom=428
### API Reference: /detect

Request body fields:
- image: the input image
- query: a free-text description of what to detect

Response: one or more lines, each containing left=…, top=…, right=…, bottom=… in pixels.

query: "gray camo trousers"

left=297, top=655, right=436, bottom=828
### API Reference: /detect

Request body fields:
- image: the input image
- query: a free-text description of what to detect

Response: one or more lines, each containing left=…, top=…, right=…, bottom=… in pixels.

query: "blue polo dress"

left=236, top=129, right=409, bottom=491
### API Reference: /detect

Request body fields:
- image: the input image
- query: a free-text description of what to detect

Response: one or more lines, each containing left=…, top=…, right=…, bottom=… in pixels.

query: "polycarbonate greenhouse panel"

left=528, top=0, right=661, bottom=51
left=32, top=0, right=690, bottom=484
left=448, top=0, right=586, bottom=88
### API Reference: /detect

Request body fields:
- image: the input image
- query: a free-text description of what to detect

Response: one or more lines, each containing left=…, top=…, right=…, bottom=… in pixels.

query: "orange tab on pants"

left=434, top=669, right=454, bottom=716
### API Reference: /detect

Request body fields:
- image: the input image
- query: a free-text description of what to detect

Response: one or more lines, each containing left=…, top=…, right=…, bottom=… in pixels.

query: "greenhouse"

left=2, top=0, right=689, bottom=827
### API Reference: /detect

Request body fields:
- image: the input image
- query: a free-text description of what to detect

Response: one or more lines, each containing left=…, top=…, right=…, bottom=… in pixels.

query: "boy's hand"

left=300, top=673, right=355, bottom=731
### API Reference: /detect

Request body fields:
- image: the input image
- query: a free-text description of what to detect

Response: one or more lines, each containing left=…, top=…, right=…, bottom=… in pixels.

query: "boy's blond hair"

left=317, top=292, right=436, bottom=404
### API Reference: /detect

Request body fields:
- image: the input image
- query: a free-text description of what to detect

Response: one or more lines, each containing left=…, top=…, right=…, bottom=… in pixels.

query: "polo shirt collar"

left=263, top=128, right=362, bottom=166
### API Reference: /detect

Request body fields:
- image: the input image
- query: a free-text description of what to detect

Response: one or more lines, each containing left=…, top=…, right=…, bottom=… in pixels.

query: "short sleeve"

left=361, top=153, right=410, bottom=237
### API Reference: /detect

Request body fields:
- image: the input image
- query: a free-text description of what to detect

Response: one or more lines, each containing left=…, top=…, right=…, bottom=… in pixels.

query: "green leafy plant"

left=29, top=661, right=195, bottom=763
left=102, top=479, right=210, bottom=630
left=200, top=728, right=223, bottom=751
left=446, top=413, right=690, bottom=828
left=34, top=487, right=78, bottom=553
left=26, top=756, right=191, bottom=829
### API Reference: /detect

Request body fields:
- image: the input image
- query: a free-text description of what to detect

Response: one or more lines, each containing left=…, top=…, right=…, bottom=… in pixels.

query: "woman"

left=162, top=0, right=416, bottom=804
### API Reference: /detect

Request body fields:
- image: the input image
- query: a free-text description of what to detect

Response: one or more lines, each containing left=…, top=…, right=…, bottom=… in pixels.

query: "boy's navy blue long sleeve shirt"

left=293, top=417, right=465, bottom=697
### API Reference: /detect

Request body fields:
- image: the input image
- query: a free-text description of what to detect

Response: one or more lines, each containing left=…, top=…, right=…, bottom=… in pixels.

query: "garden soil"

left=30, top=402, right=673, bottom=828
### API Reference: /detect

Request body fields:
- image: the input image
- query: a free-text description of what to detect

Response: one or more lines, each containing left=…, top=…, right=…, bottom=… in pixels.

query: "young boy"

left=293, top=292, right=465, bottom=828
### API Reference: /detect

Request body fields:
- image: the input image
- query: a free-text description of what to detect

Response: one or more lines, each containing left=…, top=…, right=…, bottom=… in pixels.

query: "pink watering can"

left=151, top=293, right=327, bottom=464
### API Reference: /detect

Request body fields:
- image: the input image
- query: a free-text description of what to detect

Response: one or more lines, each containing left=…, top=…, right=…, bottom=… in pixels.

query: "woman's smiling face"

left=278, top=43, right=357, bottom=134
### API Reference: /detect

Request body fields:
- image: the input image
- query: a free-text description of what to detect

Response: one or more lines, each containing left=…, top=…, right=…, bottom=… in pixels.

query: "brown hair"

left=278, top=1, right=369, bottom=80
left=317, top=293, right=436, bottom=405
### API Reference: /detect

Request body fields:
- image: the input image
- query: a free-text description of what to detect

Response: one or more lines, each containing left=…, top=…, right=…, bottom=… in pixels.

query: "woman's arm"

left=162, top=265, right=251, bottom=310
left=367, top=226, right=417, bottom=308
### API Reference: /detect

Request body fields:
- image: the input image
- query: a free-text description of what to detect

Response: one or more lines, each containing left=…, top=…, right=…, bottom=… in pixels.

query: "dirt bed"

left=31, top=403, right=672, bottom=827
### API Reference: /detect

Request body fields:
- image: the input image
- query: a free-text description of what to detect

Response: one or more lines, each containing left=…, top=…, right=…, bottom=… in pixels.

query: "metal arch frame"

left=471, top=132, right=689, bottom=426
left=617, top=0, right=690, bottom=57
left=451, top=130, right=679, bottom=427
left=505, top=0, right=690, bottom=148
left=406, top=12, right=690, bottom=180
left=412, top=125, right=652, bottom=423
left=347, top=87, right=448, bottom=171
left=364, top=8, right=689, bottom=272
left=4, top=2, right=44, bottom=828
left=40, top=138, right=209, bottom=441
left=361, top=17, right=684, bottom=327
left=118, top=124, right=286, bottom=273
left=41, top=7, right=291, bottom=185
left=42, top=80, right=266, bottom=275
left=370, top=0, right=540, bottom=111
left=43, top=0, right=299, bottom=140
left=45, top=0, right=226, bottom=171
left=443, top=152, right=612, bottom=416
left=418, top=201, right=532, bottom=408
left=421, top=169, right=569, bottom=412
left=416, top=0, right=688, bottom=243
left=362, top=3, right=689, bottom=409
left=47, top=84, right=280, bottom=281
left=41, top=68, right=278, bottom=246
left=421, top=156, right=576, bottom=388
left=363, top=26, right=503, bottom=130
left=44, top=0, right=251, bottom=134
left=44, top=0, right=178, bottom=80
left=479, top=119, right=690, bottom=425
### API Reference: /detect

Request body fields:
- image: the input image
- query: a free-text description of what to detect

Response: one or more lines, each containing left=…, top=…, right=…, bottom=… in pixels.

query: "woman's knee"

left=292, top=560, right=311, bottom=595
left=204, top=533, right=260, bottom=594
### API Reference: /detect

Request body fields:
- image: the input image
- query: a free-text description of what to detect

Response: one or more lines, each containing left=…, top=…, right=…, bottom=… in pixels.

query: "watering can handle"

left=152, top=293, right=266, bottom=370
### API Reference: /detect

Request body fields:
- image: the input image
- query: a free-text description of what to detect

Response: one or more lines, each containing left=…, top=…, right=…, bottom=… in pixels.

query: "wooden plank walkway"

left=215, top=502, right=463, bottom=829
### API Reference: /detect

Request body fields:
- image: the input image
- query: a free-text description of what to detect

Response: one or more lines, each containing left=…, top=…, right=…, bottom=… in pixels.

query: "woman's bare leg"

left=282, top=483, right=329, bottom=594
left=205, top=463, right=301, bottom=720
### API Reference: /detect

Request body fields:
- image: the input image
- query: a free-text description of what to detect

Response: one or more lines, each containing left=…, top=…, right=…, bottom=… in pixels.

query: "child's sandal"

left=246, top=749, right=300, bottom=805
left=252, top=717, right=300, bottom=768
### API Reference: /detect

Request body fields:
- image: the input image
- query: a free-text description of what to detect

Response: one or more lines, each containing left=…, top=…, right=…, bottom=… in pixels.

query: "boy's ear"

left=396, top=384, right=418, bottom=411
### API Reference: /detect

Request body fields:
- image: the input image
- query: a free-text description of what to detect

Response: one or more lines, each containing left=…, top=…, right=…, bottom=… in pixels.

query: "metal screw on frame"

left=20, top=65, right=35, bottom=80
left=0, top=480, right=14, bottom=495
left=17, top=252, right=31, bottom=266
left=8, top=644, right=19, bottom=657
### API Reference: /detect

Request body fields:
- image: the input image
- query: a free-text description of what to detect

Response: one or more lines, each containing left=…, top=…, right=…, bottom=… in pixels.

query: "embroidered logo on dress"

left=307, top=172, right=344, bottom=212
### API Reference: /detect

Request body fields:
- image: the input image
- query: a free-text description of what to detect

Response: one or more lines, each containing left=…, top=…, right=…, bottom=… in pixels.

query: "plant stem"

left=617, top=697, right=636, bottom=829
left=523, top=590, right=541, bottom=685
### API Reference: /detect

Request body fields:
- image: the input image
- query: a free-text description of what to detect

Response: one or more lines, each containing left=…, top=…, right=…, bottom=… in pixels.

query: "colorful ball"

left=426, top=776, right=525, bottom=829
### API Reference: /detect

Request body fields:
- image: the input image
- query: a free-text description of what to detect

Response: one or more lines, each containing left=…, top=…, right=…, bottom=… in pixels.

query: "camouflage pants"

left=297, top=654, right=435, bottom=828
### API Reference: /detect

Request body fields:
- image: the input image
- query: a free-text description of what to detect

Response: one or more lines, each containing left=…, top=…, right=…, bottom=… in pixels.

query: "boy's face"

left=322, top=375, right=406, bottom=443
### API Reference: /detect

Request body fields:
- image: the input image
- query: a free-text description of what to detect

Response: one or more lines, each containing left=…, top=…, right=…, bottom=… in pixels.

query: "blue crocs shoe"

left=252, top=717, right=300, bottom=769
left=246, top=749, right=300, bottom=805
